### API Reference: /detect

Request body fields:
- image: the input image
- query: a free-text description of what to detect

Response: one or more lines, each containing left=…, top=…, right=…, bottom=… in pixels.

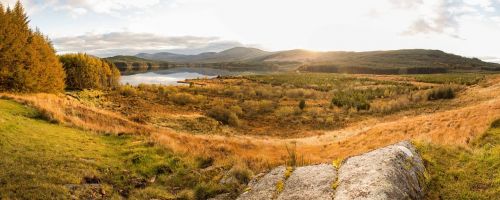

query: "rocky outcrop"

left=237, top=166, right=286, bottom=200
left=237, top=141, right=426, bottom=200
left=277, top=164, right=336, bottom=200
left=334, top=141, right=426, bottom=200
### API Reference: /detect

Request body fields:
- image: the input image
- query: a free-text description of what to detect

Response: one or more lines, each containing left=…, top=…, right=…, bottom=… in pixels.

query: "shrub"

left=195, top=156, right=214, bottom=169
left=285, top=88, right=317, bottom=99
left=242, top=100, right=275, bottom=116
left=274, top=107, right=298, bottom=118
left=370, top=97, right=411, bottom=113
left=254, top=86, right=274, bottom=98
left=230, top=167, right=252, bottom=185
left=158, top=86, right=178, bottom=99
left=427, top=86, right=455, bottom=100
left=170, top=93, right=204, bottom=105
left=298, top=100, right=306, bottom=110
left=229, top=105, right=243, bottom=116
left=409, top=90, right=428, bottom=102
left=207, top=106, right=240, bottom=126
left=331, top=91, right=370, bottom=111
left=492, top=119, right=500, bottom=128
left=193, top=182, right=222, bottom=200
left=119, top=85, right=138, bottom=96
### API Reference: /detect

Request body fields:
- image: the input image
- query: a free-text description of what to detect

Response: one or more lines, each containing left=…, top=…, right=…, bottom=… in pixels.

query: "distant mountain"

left=135, top=52, right=189, bottom=62
left=135, top=47, right=272, bottom=63
left=110, top=47, right=500, bottom=74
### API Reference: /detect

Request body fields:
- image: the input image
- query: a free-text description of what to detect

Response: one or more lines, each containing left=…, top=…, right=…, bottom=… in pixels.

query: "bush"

left=60, top=53, right=120, bottom=90
left=230, top=167, right=252, bottom=185
left=285, top=88, right=317, bottom=99
left=193, top=182, right=223, bottom=200
left=242, top=100, right=275, bottom=116
left=206, top=106, right=240, bottom=126
left=370, top=97, right=411, bottom=113
left=119, top=85, right=138, bottom=96
left=331, top=91, right=370, bottom=111
left=492, top=119, right=500, bottom=128
left=427, top=86, right=455, bottom=100
left=254, top=86, right=274, bottom=98
left=298, top=100, right=306, bottom=110
left=274, top=107, right=298, bottom=118
left=195, top=156, right=214, bottom=169
left=170, top=93, right=204, bottom=105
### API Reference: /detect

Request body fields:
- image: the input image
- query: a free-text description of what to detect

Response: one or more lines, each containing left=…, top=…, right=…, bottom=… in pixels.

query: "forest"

left=0, top=2, right=120, bottom=93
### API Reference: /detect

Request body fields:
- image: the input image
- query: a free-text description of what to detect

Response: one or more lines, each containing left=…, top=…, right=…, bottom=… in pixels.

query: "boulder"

left=277, top=164, right=336, bottom=200
left=236, top=166, right=286, bottom=200
left=334, top=141, right=426, bottom=200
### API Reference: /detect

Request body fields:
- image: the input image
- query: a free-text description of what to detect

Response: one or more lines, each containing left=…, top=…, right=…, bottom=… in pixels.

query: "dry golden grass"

left=159, top=74, right=500, bottom=167
left=0, top=92, right=287, bottom=170
left=0, top=93, right=149, bottom=135
left=2, top=74, right=499, bottom=172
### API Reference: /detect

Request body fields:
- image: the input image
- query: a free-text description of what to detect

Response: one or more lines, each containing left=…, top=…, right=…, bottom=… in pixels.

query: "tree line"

left=0, top=2, right=120, bottom=93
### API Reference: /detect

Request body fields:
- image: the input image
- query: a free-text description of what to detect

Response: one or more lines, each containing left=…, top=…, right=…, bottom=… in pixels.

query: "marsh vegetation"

left=80, top=73, right=472, bottom=137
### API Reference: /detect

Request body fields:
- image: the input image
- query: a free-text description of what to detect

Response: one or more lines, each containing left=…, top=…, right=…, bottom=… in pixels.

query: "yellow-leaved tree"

left=0, top=1, right=65, bottom=92
left=60, top=53, right=120, bottom=90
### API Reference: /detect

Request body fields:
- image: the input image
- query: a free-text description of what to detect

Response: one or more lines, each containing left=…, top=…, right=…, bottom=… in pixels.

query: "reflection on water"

left=121, top=67, right=234, bottom=85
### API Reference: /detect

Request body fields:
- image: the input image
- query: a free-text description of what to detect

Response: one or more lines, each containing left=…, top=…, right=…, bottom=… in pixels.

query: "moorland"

left=0, top=2, right=499, bottom=200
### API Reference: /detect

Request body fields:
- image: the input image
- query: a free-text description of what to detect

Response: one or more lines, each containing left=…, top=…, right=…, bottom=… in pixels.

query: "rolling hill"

left=135, top=47, right=273, bottom=63
left=110, top=48, right=500, bottom=74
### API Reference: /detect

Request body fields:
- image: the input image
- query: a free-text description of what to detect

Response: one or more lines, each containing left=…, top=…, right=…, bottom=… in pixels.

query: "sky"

left=1, top=0, right=500, bottom=62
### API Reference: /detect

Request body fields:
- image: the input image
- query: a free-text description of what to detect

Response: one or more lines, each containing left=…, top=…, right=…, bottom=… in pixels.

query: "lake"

left=121, top=67, right=236, bottom=85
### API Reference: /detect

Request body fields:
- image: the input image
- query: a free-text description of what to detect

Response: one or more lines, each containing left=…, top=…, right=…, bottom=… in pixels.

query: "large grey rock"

left=236, top=141, right=426, bottom=200
left=277, top=164, right=336, bottom=200
left=334, top=141, right=426, bottom=200
left=236, top=166, right=286, bottom=200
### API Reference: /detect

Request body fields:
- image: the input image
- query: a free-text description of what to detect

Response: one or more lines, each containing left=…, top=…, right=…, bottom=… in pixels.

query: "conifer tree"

left=0, top=1, right=66, bottom=92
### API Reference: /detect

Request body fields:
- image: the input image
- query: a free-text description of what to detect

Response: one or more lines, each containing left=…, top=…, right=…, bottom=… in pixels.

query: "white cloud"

left=4, top=0, right=500, bottom=58
left=62, top=0, right=161, bottom=15
left=52, top=32, right=243, bottom=57
left=1, top=0, right=162, bottom=16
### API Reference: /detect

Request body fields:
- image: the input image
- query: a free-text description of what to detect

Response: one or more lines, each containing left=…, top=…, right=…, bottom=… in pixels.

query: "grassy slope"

left=417, top=119, right=500, bottom=199
left=0, top=99, right=226, bottom=199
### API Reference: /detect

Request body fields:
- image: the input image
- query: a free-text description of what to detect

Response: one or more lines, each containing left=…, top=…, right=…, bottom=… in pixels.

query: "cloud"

left=60, top=0, right=161, bottom=16
left=51, top=32, right=243, bottom=57
left=399, top=0, right=500, bottom=38
left=480, top=56, right=500, bottom=63
left=400, top=0, right=469, bottom=37
left=1, top=0, right=162, bottom=16
left=389, top=0, right=423, bottom=9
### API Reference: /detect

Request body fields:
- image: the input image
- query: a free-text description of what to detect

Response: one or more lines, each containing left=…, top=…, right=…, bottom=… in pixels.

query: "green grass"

left=417, top=119, right=500, bottom=199
left=0, top=99, right=229, bottom=199
left=409, top=74, right=485, bottom=85
left=246, top=73, right=412, bottom=91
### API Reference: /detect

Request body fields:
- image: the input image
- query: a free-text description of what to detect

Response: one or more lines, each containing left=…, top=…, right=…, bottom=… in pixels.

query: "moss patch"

left=416, top=119, right=500, bottom=199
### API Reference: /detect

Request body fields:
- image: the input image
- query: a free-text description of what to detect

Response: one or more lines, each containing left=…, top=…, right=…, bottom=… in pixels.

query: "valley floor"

left=1, top=73, right=499, bottom=199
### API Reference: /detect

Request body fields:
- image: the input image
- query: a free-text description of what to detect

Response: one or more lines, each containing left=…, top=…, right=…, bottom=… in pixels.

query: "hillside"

left=297, top=49, right=500, bottom=74
left=126, top=48, right=500, bottom=74
left=105, top=55, right=172, bottom=72
left=1, top=73, right=499, bottom=199
left=135, top=47, right=272, bottom=63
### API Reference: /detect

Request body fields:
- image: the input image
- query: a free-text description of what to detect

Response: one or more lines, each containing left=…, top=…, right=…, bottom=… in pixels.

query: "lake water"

left=121, top=67, right=235, bottom=85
